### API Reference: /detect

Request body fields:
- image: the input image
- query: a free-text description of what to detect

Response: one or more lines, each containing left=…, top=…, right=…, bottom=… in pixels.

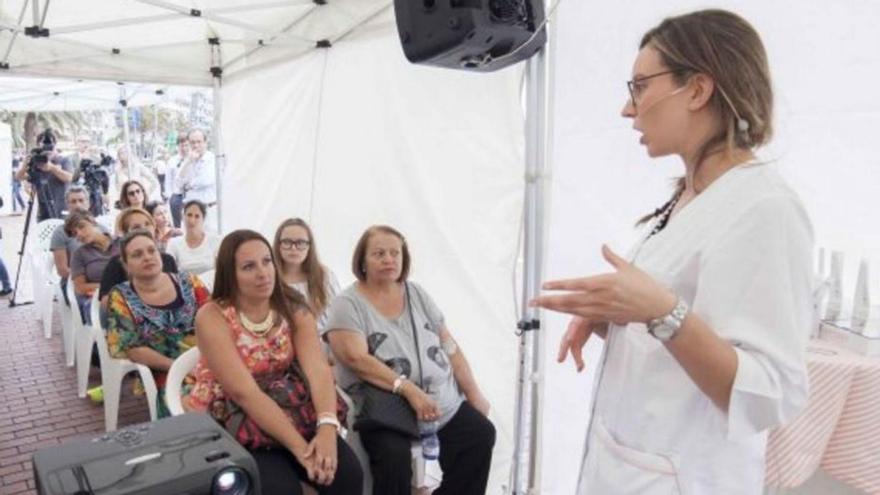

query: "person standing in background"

left=167, top=135, right=189, bottom=228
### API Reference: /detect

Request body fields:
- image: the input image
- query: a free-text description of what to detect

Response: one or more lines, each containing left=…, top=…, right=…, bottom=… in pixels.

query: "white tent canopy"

left=0, top=0, right=394, bottom=86
left=0, top=76, right=208, bottom=111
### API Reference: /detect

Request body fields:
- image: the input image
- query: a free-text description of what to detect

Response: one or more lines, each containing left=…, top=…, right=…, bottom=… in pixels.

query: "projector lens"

left=212, top=467, right=251, bottom=495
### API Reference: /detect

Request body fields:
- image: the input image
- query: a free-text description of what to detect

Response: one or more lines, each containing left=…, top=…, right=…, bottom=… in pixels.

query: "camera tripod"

left=9, top=181, right=58, bottom=307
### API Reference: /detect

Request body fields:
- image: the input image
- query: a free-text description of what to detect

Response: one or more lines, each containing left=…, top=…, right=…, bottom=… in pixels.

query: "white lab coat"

left=578, top=162, right=814, bottom=495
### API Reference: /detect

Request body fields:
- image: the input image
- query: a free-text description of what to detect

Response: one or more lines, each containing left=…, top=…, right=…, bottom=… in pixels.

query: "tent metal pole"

left=119, top=85, right=133, bottom=181
left=39, top=0, right=51, bottom=28
left=211, top=43, right=224, bottom=233
left=2, top=0, right=35, bottom=64
left=510, top=45, right=549, bottom=495
left=31, top=0, right=40, bottom=26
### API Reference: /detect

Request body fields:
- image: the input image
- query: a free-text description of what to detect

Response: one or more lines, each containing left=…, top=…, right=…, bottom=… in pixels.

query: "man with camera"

left=70, top=134, right=111, bottom=217
left=14, top=129, right=73, bottom=221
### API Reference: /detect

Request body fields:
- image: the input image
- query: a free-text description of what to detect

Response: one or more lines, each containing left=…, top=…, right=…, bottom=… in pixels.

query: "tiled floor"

left=0, top=213, right=150, bottom=494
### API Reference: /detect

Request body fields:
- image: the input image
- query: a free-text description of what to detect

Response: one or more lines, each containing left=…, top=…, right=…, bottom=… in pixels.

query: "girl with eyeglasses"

left=272, top=218, right=340, bottom=332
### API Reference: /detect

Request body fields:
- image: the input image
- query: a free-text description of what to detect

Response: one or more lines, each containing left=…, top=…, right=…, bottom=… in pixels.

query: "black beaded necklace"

left=648, top=190, right=683, bottom=238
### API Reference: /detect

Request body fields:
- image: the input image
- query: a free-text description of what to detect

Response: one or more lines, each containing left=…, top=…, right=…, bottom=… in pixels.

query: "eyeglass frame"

left=126, top=188, right=144, bottom=196
left=626, top=68, right=692, bottom=111
left=279, top=238, right=311, bottom=250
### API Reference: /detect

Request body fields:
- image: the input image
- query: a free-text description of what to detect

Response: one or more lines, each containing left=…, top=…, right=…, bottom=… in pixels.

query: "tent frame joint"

left=515, top=319, right=541, bottom=336
left=316, top=39, right=332, bottom=48
left=190, top=8, right=202, bottom=17
left=24, top=25, right=50, bottom=38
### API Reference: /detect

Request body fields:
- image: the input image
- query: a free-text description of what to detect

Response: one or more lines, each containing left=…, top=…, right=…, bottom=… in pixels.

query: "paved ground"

left=0, top=212, right=150, bottom=495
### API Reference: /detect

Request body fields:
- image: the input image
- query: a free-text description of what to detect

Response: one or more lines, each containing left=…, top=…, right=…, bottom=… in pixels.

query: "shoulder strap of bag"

left=405, top=282, right=425, bottom=388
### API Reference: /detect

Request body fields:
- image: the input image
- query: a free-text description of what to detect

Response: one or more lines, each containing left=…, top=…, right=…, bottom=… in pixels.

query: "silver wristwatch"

left=647, top=297, right=689, bottom=341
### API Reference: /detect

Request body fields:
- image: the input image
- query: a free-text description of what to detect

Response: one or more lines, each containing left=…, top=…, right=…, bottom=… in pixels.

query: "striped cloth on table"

left=765, top=339, right=880, bottom=494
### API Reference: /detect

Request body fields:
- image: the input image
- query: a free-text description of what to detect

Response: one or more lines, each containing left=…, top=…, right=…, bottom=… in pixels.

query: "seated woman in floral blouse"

left=105, top=229, right=210, bottom=416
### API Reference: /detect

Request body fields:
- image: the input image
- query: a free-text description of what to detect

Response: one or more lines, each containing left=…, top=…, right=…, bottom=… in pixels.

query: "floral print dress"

left=106, top=272, right=210, bottom=417
left=186, top=305, right=296, bottom=422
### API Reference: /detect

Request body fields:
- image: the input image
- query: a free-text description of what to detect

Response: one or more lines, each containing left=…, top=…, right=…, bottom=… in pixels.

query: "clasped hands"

left=530, top=245, right=677, bottom=371
left=293, top=422, right=338, bottom=485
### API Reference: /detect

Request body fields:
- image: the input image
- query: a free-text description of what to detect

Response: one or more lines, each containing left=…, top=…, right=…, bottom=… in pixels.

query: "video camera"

left=28, top=128, right=57, bottom=173
left=79, top=153, right=112, bottom=217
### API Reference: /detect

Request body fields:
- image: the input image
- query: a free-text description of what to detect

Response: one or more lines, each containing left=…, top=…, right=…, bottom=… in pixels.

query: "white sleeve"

left=692, top=195, right=814, bottom=439
left=166, top=238, right=181, bottom=266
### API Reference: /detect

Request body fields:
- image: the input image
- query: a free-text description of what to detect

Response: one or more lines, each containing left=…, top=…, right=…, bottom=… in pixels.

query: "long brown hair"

left=212, top=229, right=308, bottom=331
left=637, top=9, right=773, bottom=225
left=272, top=218, right=331, bottom=316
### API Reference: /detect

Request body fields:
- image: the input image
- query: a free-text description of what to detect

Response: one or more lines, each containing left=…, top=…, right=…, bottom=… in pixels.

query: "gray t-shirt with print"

left=323, top=282, right=463, bottom=427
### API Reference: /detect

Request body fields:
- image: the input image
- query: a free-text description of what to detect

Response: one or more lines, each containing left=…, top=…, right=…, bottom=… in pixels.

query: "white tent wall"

left=0, top=122, right=11, bottom=215
left=542, top=1, right=880, bottom=494
left=220, top=25, right=525, bottom=492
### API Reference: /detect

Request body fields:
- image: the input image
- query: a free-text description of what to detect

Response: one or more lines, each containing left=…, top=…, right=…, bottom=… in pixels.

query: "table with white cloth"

left=765, top=338, right=880, bottom=494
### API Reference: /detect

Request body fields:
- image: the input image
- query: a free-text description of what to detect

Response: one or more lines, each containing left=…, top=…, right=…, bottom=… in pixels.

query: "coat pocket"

left=584, top=421, right=683, bottom=495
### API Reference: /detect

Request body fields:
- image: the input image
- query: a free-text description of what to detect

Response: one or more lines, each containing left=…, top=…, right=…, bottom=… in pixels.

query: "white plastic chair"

left=55, top=282, right=75, bottom=367
left=69, top=285, right=158, bottom=431
left=164, top=346, right=201, bottom=416
left=89, top=291, right=158, bottom=431
left=30, top=219, right=63, bottom=338
left=68, top=277, right=96, bottom=398
left=198, top=269, right=215, bottom=293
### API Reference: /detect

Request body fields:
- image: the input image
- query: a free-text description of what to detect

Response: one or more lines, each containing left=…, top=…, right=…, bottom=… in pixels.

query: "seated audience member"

left=273, top=218, right=340, bottom=331
left=186, top=230, right=363, bottom=495
left=325, top=225, right=495, bottom=495
left=105, top=230, right=209, bottom=417
left=166, top=200, right=220, bottom=275
left=67, top=212, right=116, bottom=322
left=117, top=179, right=149, bottom=211
left=51, top=186, right=107, bottom=304
left=148, top=202, right=182, bottom=251
left=99, top=208, right=178, bottom=302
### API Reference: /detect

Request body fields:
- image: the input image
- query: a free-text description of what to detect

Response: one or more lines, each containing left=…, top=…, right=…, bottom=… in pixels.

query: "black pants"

left=360, top=401, right=496, bottom=495
left=250, top=437, right=363, bottom=495
left=169, top=193, right=184, bottom=228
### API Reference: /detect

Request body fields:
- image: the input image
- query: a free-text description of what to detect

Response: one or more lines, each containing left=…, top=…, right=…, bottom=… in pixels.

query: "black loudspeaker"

left=394, top=0, right=547, bottom=72
left=33, top=413, right=260, bottom=495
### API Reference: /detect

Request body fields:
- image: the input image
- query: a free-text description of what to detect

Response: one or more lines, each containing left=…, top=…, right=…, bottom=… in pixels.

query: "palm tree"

left=0, top=110, right=93, bottom=149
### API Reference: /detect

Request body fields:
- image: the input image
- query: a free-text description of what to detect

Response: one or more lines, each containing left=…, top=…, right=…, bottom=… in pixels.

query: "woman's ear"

left=687, top=73, right=716, bottom=111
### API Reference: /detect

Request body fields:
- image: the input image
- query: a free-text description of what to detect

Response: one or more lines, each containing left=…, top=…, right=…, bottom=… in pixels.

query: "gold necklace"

left=239, top=309, right=276, bottom=336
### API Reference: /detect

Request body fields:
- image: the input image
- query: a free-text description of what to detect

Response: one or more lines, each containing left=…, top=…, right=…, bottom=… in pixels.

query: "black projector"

left=394, top=0, right=547, bottom=72
left=32, top=413, right=260, bottom=495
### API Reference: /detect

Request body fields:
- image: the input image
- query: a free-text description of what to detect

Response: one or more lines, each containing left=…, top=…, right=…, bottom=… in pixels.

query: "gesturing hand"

left=531, top=245, right=677, bottom=326
left=557, top=316, right=597, bottom=372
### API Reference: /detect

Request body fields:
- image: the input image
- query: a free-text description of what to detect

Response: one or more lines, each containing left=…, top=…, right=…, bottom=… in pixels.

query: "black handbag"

left=353, top=283, right=425, bottom=439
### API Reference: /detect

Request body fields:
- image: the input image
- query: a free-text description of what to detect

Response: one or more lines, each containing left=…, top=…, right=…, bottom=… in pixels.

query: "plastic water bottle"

left=419, top=421, right=440, bottom=461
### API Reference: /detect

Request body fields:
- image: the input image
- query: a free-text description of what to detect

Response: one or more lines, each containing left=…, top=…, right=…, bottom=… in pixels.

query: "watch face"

left=651, top=323, right=676, bottom=341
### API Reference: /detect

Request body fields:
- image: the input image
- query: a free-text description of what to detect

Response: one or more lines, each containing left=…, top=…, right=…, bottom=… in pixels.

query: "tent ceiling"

left=0, top=0, right=394, bottom=86
left=0, top=76, right=209, bottom=111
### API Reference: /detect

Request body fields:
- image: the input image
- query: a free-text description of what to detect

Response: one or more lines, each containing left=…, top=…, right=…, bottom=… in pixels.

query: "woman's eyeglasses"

left=127, top=189, right=143, bottom=196
left=626, top=69, right=689, bottom=110
left=280, top=239, right=310, bottom=250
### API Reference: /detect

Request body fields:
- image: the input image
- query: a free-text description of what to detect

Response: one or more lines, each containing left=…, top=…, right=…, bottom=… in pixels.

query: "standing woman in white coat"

left=532, top=10, right=814, bottom=495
